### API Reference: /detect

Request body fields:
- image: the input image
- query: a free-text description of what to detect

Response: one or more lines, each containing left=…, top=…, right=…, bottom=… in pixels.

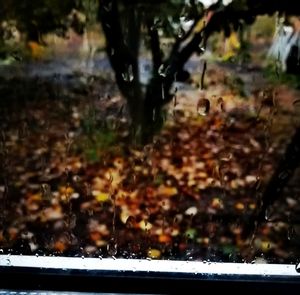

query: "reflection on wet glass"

left=0, top=0, right=299, bottom=267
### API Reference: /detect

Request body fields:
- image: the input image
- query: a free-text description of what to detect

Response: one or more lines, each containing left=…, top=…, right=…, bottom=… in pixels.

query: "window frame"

left=0, top=255, right=300, bottom=293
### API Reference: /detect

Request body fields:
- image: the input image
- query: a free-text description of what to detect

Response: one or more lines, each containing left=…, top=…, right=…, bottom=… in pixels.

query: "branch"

left=160, top=0, right=294, bottom=104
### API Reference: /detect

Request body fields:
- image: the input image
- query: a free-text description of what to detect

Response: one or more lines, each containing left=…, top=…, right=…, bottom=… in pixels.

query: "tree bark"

left=257, top=126, right=300, bottom=223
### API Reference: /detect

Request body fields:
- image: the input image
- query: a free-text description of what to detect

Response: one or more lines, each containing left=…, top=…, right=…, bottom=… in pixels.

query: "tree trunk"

left=257, top=126, right=300, bottom=222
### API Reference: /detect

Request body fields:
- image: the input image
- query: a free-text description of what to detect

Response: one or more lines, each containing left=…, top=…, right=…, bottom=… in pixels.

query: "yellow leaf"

left=59, top=186, right=74, bottom=195
left=157, top=185, right=178, bottom=197
left=211, top=197, right=223, bottom=209
left=228, top=32, right=241, bottom=50
left=28, top=193, right=42, bottom=202
left=261, top=241, right=272, bottom=252
left=27, top=41, right=46, bottom=59
left=120, top=210, right=130, bottom=224
left=235, top=202, right=245, bottom=210
left=223, top=32, right=241, bottom=61
left=147, top=248, right=161, bottom=259
left=138, top=220, right=152, bottom=231
left=94, top=191, right=110, bottom=202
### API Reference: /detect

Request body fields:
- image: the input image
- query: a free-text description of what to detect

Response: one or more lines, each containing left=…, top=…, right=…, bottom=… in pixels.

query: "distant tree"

left=1, top=0, right=300, bottom=141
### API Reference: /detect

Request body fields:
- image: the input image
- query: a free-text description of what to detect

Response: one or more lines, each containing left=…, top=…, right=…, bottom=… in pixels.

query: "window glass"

left=0, top=0, right=299, bottom=268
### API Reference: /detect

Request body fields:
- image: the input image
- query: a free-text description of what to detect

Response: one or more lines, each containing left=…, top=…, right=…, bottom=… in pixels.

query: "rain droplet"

left=220, top=151, right=232, bottom=162
left=122, top=64, right=134, bottom=82
left=40, top=183, right=51, bottom=200
left=287, top=225, right=295, bottom=240
left=177, top=27, right=185, bottom=38
left=197, top=98, right=210, bottom=116
left=72, top=175, right=81, bottom=183
left=104, top=2, right=112, bottom=11
left=158, top=64, right=170, bottom=77
left=69, top=214, right=77, bottom=229
left=173, top=95, right=177, bottom=107
left=265, top=208, right=272, bottom=221
left=217, top=97, right=225, bottom=112
left=199, top=46, right=205, bottom=53
left=108, top=173, right=114, bottom=184
left=6, top=258, right=11, bottom=266
left=161, top=84, right=165, bottom=100
left=293, top=99, right=300, bottom=107
left=278, top=170, right=290, bottom=180
left=107, top=238, right=118, bottom=256
left=152, top=109, right=156, bottom=121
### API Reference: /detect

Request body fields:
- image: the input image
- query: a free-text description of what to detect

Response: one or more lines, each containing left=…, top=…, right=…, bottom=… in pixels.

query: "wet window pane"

left=0, top=0, right=299, bottom=268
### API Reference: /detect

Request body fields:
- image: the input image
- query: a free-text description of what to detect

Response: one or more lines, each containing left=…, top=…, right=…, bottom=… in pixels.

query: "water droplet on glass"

left=265, top=208, right=272, bottom=221
left=173, top=95, right=177, bottom=107
left=177, top=27, right=185, bottom=38
left=287, top=225, right=295, bottom=240
left=108, top=173, right=114, bottom=184
left=40, top=183, right=51, bottom=200
left=199, top=46, right=205, bottom=53
left=158, top=64, right=170, bottom=77
left=122, top=64, right=134, bottom=82
left=107, top=238, right=118, bottom=256
left=104, top=2, right=112, bottom=11
left=69, top=214, right=77, bottom=229
left=220, top=151, right=232, bottom=162
left=293, top=99, right=300, bottom=107
left=72, top=175, right=81, bottom=183
left=197, top=98, right=210, bottom=116
left=278, top=170, right=290, bottom=180
left=217, top=97, right=225, bottom=112
left=6, top=258, right=11, bottom=266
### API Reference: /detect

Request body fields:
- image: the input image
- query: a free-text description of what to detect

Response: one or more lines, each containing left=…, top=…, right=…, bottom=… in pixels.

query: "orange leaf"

left=90, top=231, right=101, bottom=242
left=54, top=240, right=67, bottom=252
left=157, top=185, right=178, bottom=197
left=158, top=234, right=172, bottom=244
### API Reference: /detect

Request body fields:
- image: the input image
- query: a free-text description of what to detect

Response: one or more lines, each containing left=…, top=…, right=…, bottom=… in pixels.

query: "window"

left=1, top=1, right=300, bottom=293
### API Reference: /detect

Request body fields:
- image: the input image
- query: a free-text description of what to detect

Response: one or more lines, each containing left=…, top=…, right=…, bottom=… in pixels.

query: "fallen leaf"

left=147, top=248, right=161, bottom=259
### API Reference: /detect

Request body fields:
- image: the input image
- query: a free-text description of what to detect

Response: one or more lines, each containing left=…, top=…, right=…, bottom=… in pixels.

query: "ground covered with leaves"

left=0, top=57, right=299, bottom=263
